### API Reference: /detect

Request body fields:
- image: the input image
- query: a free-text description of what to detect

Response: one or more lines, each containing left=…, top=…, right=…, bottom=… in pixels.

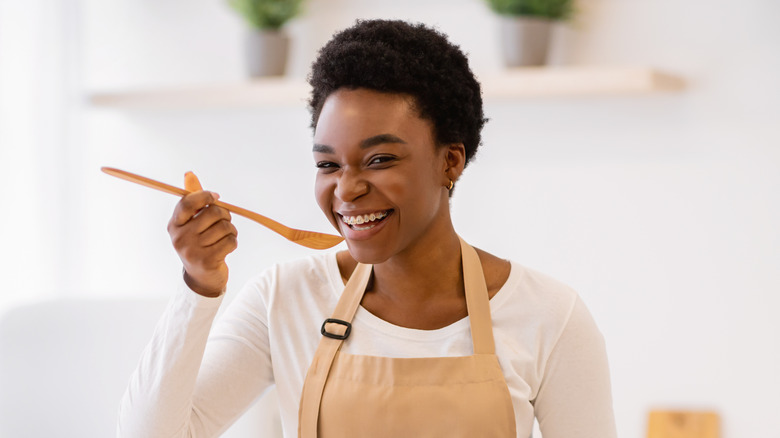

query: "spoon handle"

left=101, top=167, right=344, bottom=250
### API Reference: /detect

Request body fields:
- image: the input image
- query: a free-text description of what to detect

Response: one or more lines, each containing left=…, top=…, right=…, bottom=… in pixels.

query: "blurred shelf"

left=89, top=77, right=309, bottom=110
left=88, top=66, right=685, bottom=110
left=480, top=66, right=685, bottom=99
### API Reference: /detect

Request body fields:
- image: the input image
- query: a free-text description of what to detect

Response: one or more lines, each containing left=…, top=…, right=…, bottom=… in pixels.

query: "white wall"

left=0, top=0, right=77, bottom=308
left=11, top=0, right=780, bottom=436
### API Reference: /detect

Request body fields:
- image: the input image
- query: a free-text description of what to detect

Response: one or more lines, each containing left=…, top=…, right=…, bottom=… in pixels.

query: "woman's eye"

left=315, top=161, right=339, bottom=171
left=368, top=155, right=395, bottom=166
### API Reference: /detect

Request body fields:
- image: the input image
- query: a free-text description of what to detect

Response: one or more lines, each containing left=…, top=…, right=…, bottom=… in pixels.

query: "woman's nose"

left=334, top=169, right=368, bottom=202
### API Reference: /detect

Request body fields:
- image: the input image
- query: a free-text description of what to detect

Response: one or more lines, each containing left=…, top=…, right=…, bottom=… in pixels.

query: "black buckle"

left=321, top=318, right=352, bottom=340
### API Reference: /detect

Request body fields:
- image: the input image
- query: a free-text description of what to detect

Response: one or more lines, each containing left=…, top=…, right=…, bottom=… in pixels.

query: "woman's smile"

left=337, top=209, right=394, bottom=240
left=339, top=210, right=391, bottom=228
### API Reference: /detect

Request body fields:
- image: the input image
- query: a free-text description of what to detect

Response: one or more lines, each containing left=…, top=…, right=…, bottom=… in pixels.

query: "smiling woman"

left=117, top=19, right=617, bottom=438
left=313, top=89, right=457, bottom=266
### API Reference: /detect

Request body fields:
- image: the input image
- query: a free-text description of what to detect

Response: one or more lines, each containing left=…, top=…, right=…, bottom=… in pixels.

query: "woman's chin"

left=344, top=242, right=392, bottom=266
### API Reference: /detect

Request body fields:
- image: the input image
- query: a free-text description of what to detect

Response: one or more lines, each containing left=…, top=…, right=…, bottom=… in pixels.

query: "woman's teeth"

left=341, top=211, right=388, bottom=229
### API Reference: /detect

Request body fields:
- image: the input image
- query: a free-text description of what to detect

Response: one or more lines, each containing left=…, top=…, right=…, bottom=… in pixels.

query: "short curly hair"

left=308, top=19, right=487, bottom=167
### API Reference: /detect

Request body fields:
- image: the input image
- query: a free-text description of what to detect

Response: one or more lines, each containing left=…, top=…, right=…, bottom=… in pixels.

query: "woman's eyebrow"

left=313, top=134, right=407, bottom=153
left=312, top=143, right=333, bottom=153
left=360, top=134, right=407, bottom=149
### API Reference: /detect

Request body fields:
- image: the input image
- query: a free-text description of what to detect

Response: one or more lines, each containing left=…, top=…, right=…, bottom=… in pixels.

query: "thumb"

left=184, top=171, right=204, bottom=192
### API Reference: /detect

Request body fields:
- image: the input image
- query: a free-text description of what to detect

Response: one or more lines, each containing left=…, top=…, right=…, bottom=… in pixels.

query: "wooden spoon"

left=101, top=167, right=344, bottom=250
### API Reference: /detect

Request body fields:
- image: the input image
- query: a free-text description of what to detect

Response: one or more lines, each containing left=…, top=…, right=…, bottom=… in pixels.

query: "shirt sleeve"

left=533, top=297, right=617, bottom=438
left=117, top=277, right=275, bottom=437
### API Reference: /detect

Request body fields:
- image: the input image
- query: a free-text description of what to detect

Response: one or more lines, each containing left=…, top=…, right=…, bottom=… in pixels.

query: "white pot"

left=499, top=16, right=553, bottom=67
left=245, top=29, right=290, bottom=77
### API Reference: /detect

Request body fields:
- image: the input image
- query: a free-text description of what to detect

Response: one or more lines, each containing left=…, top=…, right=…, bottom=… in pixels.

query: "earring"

left=446, top=180, right=454, bottom=191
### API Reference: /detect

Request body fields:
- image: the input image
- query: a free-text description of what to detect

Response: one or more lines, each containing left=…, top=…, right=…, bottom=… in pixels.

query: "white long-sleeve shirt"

left=118, top=253, right=617, bottom=437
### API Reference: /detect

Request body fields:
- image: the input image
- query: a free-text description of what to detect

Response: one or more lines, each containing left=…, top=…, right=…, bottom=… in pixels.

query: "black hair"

left=308, top=19, right=487, bottom=166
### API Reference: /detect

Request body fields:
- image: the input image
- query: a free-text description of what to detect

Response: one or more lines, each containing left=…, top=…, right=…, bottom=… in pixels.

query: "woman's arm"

left=533, top=297, right=617, bottom=438
left=117, top=286, right=221, bottom=436
left=117, top=280, right=275, bottom=437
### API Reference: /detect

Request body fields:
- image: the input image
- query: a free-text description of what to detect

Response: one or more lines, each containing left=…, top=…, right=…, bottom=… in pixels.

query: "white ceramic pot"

left=245, top=29, right=290, bottom=77
left=499, top=16, right=553, bottom=67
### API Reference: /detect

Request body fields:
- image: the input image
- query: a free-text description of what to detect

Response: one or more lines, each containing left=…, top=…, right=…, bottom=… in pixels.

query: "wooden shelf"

left=88, top=66, right=685, bottom=109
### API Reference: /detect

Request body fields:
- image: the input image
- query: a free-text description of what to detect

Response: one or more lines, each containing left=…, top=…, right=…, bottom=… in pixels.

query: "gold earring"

left=446, top=180, right=454, bottom=191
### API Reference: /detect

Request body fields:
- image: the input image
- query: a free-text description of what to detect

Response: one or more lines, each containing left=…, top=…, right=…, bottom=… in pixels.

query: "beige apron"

left=298, top=237, right=517, bottom=437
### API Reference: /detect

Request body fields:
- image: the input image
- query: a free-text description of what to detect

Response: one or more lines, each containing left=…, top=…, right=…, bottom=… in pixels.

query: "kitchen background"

left=1, top=0, right=778, bottom=437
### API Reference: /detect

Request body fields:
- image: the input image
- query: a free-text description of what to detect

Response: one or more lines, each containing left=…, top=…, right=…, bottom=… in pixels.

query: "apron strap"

left=299, top=262, right=373, bottom=437
left=459, top=236, right=496, bottom=355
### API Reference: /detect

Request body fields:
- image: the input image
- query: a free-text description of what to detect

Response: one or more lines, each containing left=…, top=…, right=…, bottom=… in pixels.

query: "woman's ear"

left=443, top=143, right=466, bottom=184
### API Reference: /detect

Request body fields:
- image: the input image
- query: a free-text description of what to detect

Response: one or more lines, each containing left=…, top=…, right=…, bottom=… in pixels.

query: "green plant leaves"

left=484, top=0, right=573, bottom=20
left=227, top=0, right=304, bottom=30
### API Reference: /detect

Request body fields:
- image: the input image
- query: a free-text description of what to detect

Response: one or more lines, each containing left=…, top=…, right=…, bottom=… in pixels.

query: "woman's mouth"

left=339, top=210, right=392, bottom=231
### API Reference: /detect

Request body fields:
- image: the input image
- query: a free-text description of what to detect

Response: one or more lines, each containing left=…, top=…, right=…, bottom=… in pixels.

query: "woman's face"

left=313, top=88, right=457, bottom=264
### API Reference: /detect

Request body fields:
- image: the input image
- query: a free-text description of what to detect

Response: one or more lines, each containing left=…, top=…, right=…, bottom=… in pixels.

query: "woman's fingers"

left=184, top=171, right=203, bottom=192
left=181, top=232, right=237, bottom=270
left=200, top=233, right=239, bottom=265
left=169, top=199, right=235, bottom=252
left=191, top=204, right=232, bottom=235
left=170, top=190, right=220, bottom=227
left=198, top=215, right=238, bottom=247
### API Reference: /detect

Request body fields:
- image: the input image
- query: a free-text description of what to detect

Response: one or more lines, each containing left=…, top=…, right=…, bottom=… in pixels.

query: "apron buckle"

left=320, top=318, right=352, bottom=340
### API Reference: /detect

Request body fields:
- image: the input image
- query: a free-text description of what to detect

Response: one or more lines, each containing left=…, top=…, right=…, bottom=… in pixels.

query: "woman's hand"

left=167, top=172, right=238, bottom=297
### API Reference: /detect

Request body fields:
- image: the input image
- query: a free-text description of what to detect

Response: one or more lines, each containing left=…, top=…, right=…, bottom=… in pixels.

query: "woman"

left=118, top=20, right=616, bottom=437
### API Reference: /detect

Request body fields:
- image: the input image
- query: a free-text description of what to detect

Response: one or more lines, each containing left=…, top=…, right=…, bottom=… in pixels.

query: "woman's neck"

left=335, top=222, right=510, bottom=329
left=370, top=230, right=463, bottom=304
left=337, top=222, right=464, bottom=302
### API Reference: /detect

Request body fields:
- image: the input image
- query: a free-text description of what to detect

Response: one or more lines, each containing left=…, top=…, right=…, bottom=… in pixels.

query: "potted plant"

left=227, top=0, right=305, bottom=76
left=484, top=0, right=574, bottom=66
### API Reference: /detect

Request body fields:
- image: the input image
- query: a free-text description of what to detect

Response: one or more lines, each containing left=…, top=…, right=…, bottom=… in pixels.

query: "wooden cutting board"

left=647, top=410, right=720, bottom=438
